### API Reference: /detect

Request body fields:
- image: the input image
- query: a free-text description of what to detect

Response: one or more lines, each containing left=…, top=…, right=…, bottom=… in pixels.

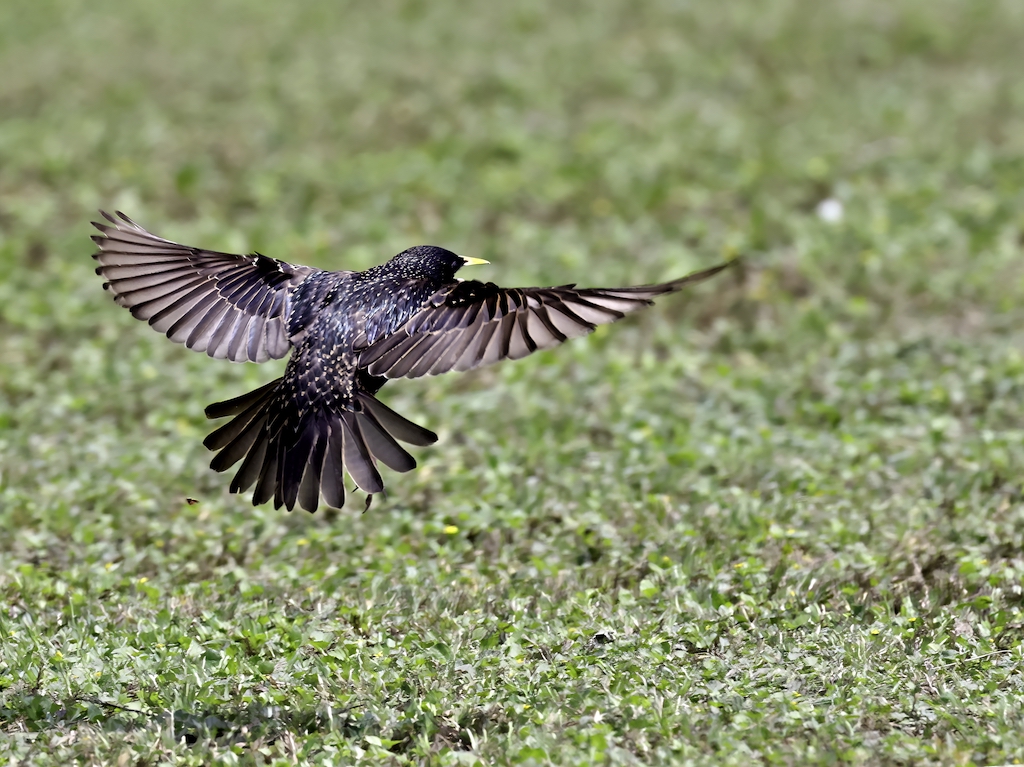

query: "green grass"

left=3, top=0, right=1024, bottom=763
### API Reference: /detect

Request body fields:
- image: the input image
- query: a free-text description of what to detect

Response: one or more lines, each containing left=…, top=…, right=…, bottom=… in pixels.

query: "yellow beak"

left=462, top=256, right=489, bottom=266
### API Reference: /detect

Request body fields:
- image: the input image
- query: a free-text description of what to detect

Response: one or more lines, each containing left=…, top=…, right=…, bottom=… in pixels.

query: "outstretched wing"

left=360, top=261, right=733, bottom=379
left=92, top=210, right=321, bottom=363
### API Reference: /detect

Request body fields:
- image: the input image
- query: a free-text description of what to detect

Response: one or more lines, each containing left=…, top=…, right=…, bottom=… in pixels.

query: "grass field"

left=3, top=0, right=1024, bottom=763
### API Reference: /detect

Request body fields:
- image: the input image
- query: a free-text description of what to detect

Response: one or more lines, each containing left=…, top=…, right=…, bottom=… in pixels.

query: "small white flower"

left=815, top=198, right=844, bottom=223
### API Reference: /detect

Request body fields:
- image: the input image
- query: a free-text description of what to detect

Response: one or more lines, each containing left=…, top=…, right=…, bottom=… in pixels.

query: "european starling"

left=92, top=211, right=732, bottom=513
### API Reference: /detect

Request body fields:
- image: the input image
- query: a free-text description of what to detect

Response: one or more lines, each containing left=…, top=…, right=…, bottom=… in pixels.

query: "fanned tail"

left=203, top=381, right=437, bottom=512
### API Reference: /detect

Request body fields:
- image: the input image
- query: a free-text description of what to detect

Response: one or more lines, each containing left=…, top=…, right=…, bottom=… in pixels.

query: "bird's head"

left=387, top=245, right=488, bottom=283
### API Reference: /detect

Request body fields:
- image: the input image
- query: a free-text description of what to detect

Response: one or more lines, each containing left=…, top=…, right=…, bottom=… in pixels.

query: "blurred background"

left=3, top=0, right=1024, bottom=762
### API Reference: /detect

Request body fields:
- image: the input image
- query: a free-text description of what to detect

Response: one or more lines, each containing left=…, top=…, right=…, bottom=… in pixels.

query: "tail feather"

left=357, top=407, right=416, bottom=472
left=358, top=393, right=438, bottom=446
left=208, top=410, right=268, bottom=472
left=297, top=430, right=328, bottom=513
left=340, top=413, right=384, bottom=494
left=205, top=381, right=429, bottom=511
left=206, top=380, right=278, bottom=472
left=204, top=379, right=280, bottom=419
left=320, top=420, right=347, bottom=509
left=278, top=420, right=315, bottom=511
left=252, top=441, right=279, bottom=506
left=204, top=394, right=266, bottom=451
left=230, top=429, right=268, bottom=493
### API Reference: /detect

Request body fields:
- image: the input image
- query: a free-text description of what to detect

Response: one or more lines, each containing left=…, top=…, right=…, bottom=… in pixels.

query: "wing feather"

left=361, top=261, right=733, bottom=379
left=92, top=210, right=320, bottom=363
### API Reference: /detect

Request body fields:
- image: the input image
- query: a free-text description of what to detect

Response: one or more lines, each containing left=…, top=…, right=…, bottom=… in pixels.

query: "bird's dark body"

left=92, top=211, right=732, bottom=513
left=280, top=255, right=455, bottom=412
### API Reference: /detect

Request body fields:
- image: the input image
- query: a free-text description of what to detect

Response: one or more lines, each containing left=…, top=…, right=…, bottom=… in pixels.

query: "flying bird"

left=92, top=211, right=732, bottom=513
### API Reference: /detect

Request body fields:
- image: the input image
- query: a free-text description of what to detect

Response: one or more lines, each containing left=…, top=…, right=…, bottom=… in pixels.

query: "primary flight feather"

left=92, top=211, right=732, bottom=513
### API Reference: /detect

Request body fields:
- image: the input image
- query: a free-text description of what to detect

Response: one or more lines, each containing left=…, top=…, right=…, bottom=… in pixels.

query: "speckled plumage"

left=92, top=211, right=733, bottom=512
